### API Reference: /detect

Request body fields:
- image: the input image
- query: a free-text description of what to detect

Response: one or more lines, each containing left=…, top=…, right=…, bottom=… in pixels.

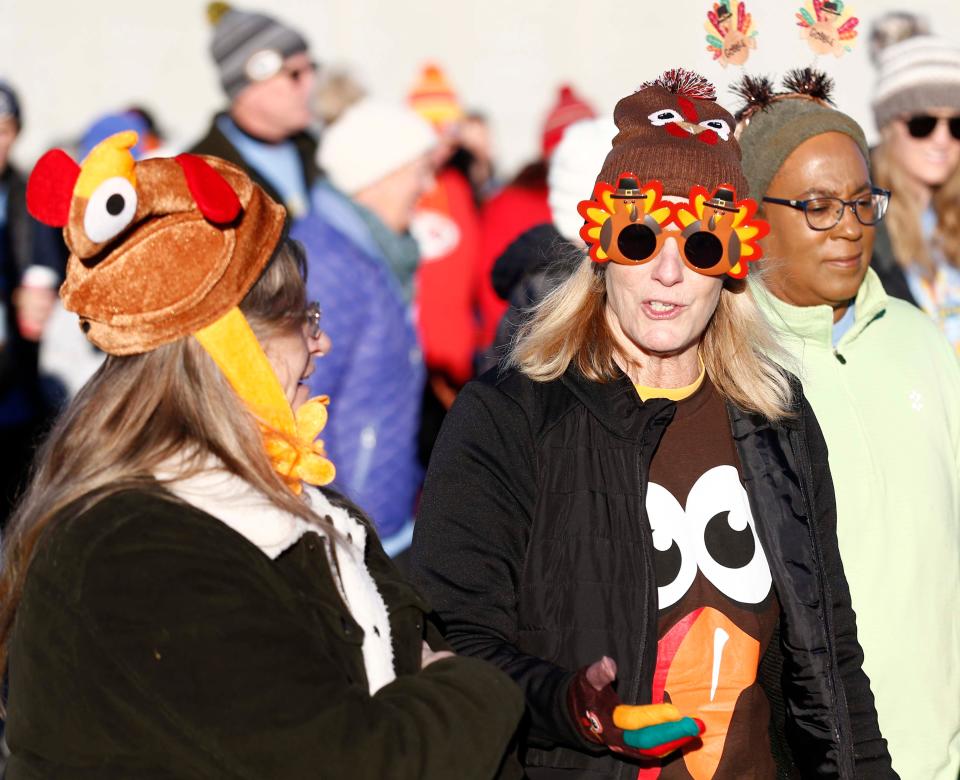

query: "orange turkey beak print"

left=651, top=607, right=759, bottom=779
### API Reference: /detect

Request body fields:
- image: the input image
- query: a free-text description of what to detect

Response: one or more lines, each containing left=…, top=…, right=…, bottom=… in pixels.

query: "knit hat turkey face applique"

left=26, top=132, right=334, bottom=494
left=597, top=70, right=747, bottom=196
left=580, top=70, right=767, bottom=279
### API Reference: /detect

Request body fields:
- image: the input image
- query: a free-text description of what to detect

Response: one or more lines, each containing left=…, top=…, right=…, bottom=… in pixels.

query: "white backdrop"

left=3, top=0, right=960, bottom=176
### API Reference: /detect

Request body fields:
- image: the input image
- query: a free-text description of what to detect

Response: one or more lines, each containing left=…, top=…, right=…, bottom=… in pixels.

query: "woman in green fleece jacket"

left=0, top=133, right=522, bottom=779
left=735, top=71, right=960, bottom=780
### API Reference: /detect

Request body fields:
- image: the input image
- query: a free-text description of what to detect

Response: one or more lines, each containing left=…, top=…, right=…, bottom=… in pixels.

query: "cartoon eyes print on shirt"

left=83, top=177, right=138, bottom=244
left=647, top=465, right=772, bottom=608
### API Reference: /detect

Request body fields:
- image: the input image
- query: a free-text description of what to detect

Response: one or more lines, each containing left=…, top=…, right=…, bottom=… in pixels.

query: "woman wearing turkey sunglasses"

left=869, top=19, right=960, bottom=352
left=411, top=70, right=892, bottom=779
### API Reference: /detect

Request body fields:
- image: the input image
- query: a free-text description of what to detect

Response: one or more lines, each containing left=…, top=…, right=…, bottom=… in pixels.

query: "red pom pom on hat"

left=642, top=69, right=717, bottom=100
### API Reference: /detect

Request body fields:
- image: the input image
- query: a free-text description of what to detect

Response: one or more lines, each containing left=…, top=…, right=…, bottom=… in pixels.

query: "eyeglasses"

left=578, top=176, right=769, bottom=279
left=304, top=301, right=323, bottom=340
left=761, top=187, right=890, bottom=231
left=282, top=60, right=318, bottom=84
left=905, top=115, right=960, bottom=141
left=245, top=50, right=318, bottom=84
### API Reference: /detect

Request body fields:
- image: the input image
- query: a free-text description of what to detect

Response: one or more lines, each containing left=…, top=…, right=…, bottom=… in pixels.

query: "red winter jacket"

left=476, top=183, right=552, bottom=350
left=412, top=168, right=481, bottom=387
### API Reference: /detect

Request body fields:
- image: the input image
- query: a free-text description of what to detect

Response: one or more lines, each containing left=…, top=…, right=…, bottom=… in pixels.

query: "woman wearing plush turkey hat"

left=410, top=70, right=893, bottom=778
left=0, top=131, right=523, bottom=778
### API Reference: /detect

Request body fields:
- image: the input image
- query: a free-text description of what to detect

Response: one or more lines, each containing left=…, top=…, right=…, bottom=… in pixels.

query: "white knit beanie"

left=318, top=99, right=436, bottom=195
left=872, top=35, right=960, bottom=129
left=547, top=116, right=617, bottom=245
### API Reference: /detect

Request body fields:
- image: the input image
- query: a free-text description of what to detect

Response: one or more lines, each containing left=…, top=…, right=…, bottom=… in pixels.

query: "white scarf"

left=155, top=462, right=396, bottom=694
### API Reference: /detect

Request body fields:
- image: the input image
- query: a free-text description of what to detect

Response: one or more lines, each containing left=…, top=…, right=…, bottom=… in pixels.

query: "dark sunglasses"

left=282, top=60, right=318, bottom=83
left=905, top=115, right=960, bottom=140
left=612, top=213, right=731, bottom=272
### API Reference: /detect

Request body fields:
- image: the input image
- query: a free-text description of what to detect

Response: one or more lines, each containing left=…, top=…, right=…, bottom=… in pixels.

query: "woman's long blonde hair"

left=508, top=257, right=793, bottom=420
left=872, top=127, right=960, bottom=276
left=0, top=240, right=328, bottom=680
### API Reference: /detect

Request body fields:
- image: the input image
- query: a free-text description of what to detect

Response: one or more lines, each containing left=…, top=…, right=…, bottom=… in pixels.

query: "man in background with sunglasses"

left=190, top=2, right=319, bottom=218
left=738, top=73, right=960, bottom=780
left=870, top=24, right=960, bottom=355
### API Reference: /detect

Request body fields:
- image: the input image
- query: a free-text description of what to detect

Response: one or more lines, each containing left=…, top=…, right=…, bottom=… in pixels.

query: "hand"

left=421, top=640, right=455, bottom=669
left=429, top=374, right=458, bottom=410
left=13, top=285, right=56, bottom=341
left=568, top=656, right=704, bottom=759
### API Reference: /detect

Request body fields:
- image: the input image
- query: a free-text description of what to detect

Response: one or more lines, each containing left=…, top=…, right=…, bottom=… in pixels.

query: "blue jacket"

left=291, top=213, right=424, bottom=545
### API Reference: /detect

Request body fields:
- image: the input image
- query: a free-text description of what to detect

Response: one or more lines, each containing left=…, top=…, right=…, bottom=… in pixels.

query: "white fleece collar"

left=155, top=465, right=314, bottom=559
left=154, top=462, right=397, bottom=693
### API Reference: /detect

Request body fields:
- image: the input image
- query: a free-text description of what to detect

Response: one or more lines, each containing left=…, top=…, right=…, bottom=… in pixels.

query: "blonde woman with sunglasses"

left=869, top=16, right=960, bottom=353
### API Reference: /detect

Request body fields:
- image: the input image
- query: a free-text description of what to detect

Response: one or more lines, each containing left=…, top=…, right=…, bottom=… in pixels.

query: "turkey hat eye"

left=648, top=109, right=683, bottom=126
left=699, top=119, right=730, bottom=140
left=83, top=177, right=138, bottom=244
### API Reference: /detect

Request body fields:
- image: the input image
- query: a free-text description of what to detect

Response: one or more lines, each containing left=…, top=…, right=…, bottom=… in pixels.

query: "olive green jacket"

left=5, top=488, right=523, bottom=779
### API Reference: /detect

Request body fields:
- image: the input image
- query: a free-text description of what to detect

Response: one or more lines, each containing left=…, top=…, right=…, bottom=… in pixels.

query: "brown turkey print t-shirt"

left=638, top=375, right=779, bottom=779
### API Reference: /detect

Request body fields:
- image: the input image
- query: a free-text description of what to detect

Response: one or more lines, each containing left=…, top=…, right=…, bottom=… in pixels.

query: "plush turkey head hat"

left=26, top=130, right=286, bottom=355
left=26, top=133, right=335, bottom=494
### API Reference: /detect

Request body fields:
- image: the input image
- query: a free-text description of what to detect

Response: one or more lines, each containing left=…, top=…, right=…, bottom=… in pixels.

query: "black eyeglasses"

left=282, top=60, right=318, bottom=83
left=905, top=115, right=960, bottom=141
left=762, top=187, right=891, bottom=231
left=304, top=301, right=323, bottom=340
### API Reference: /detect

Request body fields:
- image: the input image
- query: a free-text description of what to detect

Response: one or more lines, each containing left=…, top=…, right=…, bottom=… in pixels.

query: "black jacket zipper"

left=621, top=410, right=671, bottom=780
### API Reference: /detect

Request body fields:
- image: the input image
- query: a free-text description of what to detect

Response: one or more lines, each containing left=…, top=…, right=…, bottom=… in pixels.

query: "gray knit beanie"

left=872, top=35, right=960, bottom=130
left=735, top=71, right=869, bottom=201
left=207, top=2, right=309, bottom=100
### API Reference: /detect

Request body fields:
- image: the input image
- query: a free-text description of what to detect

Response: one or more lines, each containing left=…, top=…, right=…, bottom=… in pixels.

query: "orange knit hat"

left=408, top=63, right=464, bottom=129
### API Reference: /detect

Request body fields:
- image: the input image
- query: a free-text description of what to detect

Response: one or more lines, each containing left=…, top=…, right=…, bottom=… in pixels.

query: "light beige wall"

left=3, top=0, right=959, bottom=175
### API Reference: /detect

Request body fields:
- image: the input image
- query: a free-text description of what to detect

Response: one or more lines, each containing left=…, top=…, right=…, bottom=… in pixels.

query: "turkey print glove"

left=568, top=656, right=705, bottom=759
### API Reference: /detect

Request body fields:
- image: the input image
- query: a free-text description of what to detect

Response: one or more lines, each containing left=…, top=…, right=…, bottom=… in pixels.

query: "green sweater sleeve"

left=10, top=491, right=523, bottom=780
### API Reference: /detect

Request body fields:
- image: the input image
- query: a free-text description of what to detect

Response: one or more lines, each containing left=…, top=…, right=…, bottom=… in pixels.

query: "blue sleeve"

left=294, top=216, right=424, bottom=542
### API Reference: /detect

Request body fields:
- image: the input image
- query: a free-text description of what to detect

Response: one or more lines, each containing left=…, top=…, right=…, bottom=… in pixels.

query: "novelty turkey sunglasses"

left=577, top=175, right=769, bottom=279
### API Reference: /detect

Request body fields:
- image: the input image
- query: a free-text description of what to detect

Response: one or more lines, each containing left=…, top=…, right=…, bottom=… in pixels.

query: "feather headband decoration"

left=781, top=67, right=836, bottom=102
left=730, top=74, right=777, bottom=119
left=733, top=68, right=835, bottom=132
